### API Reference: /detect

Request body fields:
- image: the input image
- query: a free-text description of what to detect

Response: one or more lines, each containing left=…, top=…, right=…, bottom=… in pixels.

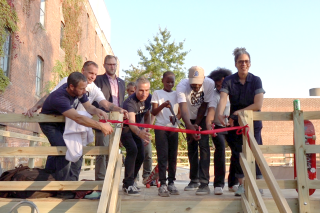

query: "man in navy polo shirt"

left=40, top=72, right=113, bottom=182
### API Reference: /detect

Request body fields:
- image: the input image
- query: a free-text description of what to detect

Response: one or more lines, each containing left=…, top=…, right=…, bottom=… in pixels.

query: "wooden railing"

left=239, top=110, right=320, bottom=213
left=0, top=112, right=123, bottom=213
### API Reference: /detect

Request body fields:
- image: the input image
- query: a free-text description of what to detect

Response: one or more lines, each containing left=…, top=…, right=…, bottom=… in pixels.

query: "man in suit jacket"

left=93, top=55, right=126, bottom=180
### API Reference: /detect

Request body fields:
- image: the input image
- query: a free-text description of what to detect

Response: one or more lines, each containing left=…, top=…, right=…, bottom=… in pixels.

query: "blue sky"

left=105, top=0, right=320, bottom=98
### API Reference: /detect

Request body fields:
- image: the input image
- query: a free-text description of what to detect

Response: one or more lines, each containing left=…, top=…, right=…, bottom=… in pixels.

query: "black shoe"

left=123, top=185, right=140, bottom=196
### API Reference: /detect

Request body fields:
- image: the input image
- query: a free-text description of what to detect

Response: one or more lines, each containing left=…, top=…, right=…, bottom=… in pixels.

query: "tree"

left=123, top=27, right=189, bottom=91
left=123, top=27, right=190, bottom=151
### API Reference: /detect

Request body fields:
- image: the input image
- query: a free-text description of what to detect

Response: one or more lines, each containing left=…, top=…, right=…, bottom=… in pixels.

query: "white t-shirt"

left=151, top=90, right=179, bottom=127
left=176, top=77, right=215, bottom=120
left=212, top=89, right=230, bottom=127
left=51, top=77, right=106, bottom=111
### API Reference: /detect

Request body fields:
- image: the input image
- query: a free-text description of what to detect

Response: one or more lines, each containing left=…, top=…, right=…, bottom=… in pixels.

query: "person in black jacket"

left=93, top=55, right=126, bottom=181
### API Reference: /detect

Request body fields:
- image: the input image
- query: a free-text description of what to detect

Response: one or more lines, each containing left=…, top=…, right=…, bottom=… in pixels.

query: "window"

left=0, top=125, right=6, bottom=143
left=0, top=29, right=11, bottom=77
left=40, top=0, right=46, bottom=27
left=36, top=56, right=44, bottom=97
left=95, top=32, right=97, bottom=55
left=101, top=44, right=104, bottom=63
left=60, top=22, right=64, bottom=47
left=86, top=14, right=89, bottom=39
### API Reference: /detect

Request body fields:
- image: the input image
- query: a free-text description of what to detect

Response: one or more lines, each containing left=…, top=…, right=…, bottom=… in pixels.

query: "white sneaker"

left=228, top=185, right=239, bottom=192
left=214, top=187, right=223, bottom=195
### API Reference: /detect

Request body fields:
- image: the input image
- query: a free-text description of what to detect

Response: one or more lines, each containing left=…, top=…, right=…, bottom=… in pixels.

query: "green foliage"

left=45, top=0, right=83, bottom=94
left=62, top=0, right=83, bottom=73
left=0, top=0, right=19, bottom=93
left=123, top=27, right=190, bottom=150
left=123, top=27, right=189, bottom=92
left=0, top=68, right=9, bottom=92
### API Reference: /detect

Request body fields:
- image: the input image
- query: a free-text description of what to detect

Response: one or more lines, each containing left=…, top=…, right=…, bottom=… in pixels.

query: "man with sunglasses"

left=93, top=55, right=126, bottom=181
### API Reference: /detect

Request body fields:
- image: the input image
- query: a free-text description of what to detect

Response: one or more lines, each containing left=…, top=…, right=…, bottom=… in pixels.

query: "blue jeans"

left=40, top=122, right=83, bottom=181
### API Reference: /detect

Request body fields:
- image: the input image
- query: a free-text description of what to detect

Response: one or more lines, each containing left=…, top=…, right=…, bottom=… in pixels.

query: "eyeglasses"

left=105, top=63, right=117, bottom=66
left=237, top=60, right=250, bottom=65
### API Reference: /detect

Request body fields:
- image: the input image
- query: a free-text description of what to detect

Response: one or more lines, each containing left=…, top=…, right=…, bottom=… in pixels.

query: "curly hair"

left=208, top=67, right=232, bottom=82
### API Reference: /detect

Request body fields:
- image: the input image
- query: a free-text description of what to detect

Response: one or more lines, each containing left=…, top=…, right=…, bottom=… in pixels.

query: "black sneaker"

left=184, top=181, right=200, bottom=191
left=123, top=185, right=140, bottom=196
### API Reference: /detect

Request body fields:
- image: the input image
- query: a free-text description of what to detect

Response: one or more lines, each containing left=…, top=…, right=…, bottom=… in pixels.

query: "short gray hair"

left=135, top=76, right=150, bottom=86
left=233, top=47, right=251, bottom=63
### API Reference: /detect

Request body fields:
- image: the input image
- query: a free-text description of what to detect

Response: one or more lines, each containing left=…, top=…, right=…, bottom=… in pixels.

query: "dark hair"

left=67, top=72, right=87, bottom=88
left=104, top=55, right=118, bottom=64
left=126, top=82, right=135, bottom=89
left=163, top=71, right=175, bottom=78
left=208, top=67, right=232, bottom=82
left=233, top=47, right=251, bottom=63
left=83, top=61, right=98, bottom=69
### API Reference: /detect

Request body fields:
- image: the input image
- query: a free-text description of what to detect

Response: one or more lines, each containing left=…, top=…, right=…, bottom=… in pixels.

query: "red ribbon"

left=103, top=119, right=250, bottom=137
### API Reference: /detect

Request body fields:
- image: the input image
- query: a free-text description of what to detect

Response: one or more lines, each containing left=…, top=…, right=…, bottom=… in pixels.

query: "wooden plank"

left=0, top=113, right=100, bottom=123
left=108, top=154, right=123, bottom=213
left=0, top=181, right=103, bottom=191
left=239, top=113, right=293, bottom=213
left=0, top=130, right=49, bottom=143
left=0, top=146, right=108, bottom=156
left=256, top=179, right=320, bottom=189
left=293, top=110, right=311, bottom=213
left=97, top=112, right=123, bottom=213
left=240, top=153, right=268, bottom=213
left=241, top=110, right=256, bottom=212
left=260, top=145, right=295, bottom=154
left=121, top=200, right=242, bottom=213
left=305, top=145, right=320, bottom=154
left=256, top=179, right=297, bottom=189
left=252, top=111, right=293, bottom=121
left=241, top=196, right=253, bottom=213
left=304, top=111, right=320, bottom=120
left=0, top=199, right=99, bottom=213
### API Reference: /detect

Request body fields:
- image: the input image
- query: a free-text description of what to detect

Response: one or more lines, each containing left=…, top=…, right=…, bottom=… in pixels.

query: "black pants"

left=155, top=130, right=178, bottom=185
left=39, top=122, right=82, bottom=181
left=226, top=121, right=263, bottom=179
left=212, top=131, right=238, bottom=188
left=121, top=129, right=144, bottom=187
left=187, top=117, right=210, bottom=184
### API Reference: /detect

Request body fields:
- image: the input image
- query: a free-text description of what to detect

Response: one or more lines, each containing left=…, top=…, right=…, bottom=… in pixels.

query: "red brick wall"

left=0, top=1, right=115, bottom=169
left=0, top=0, right=114, bottom=132
left=261, top=98, right=320, bottom=165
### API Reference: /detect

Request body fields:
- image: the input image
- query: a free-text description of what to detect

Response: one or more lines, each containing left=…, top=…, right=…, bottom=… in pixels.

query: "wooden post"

left=241, top=110, right=256, bottom=212
left=97, top=112, right=123, bottom=213
left=28, top=141, right=36, bottom=168
left=293, top=110, right=311, bottom=213
left=239, top=113, right=292, bottom=213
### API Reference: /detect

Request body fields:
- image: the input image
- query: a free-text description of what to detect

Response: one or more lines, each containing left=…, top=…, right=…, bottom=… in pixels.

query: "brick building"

left=0, top=0, right=115, bottom=169
left=261, top=98, right=320, bottom=165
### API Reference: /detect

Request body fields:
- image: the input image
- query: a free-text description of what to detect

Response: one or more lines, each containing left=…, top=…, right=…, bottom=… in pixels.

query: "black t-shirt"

left=41, top=83, right=89, bottom=115
left=123, top=93, right=152, bottom=124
